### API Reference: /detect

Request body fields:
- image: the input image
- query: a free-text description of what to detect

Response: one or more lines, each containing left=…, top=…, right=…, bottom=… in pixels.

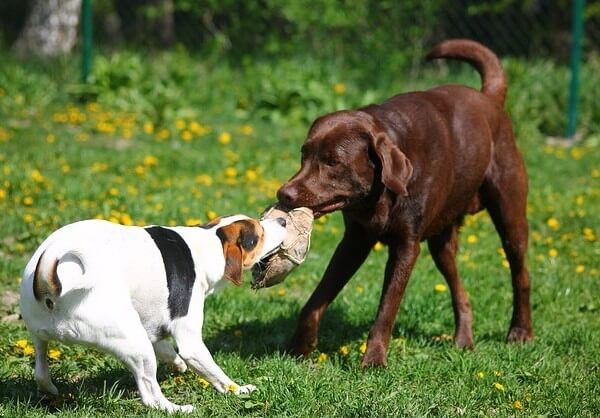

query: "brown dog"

left=277, top=39, right=533, bottom=367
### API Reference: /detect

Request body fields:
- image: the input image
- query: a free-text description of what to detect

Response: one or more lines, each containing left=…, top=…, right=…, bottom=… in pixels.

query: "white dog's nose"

left=275, top=217, right=286, bottom=228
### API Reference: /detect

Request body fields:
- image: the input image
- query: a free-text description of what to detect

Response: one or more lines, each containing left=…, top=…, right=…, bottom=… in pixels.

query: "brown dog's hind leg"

left=362, top=240, right=420, bottom=367
left=289, top=219, right=376, bottom=357
left=428, top=224, right=474, bottom=349
left=482, top=132, right=533, bottom=343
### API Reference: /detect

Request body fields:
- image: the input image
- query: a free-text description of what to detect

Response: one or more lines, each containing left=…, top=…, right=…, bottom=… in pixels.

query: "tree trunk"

left=14, top=0, right=82, bottom=58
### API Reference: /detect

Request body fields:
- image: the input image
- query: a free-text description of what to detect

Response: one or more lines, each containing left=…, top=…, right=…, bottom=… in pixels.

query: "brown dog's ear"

left=217, top=224, right=244, bottom=286
left=222, top=242, right=243, bottom=285
left=370, top=132, right=413, bottom=196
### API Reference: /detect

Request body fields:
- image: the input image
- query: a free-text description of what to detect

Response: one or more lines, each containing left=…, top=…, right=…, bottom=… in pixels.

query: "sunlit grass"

left=0, top=50, right=598, bottom=417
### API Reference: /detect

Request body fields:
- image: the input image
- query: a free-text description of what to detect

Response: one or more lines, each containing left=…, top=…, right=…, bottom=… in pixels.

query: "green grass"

left=0, top=50, right=599, bottom=417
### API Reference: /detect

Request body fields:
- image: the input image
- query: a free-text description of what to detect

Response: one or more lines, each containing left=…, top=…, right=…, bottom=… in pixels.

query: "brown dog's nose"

left=277, top=186, right=298, bottom=207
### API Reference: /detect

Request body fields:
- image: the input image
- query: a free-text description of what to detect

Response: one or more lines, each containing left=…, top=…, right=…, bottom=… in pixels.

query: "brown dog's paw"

left=507, top=326, right=533, bottom=343
left=287, top=335, right=317, bottom=358
left=455, top=333, right=475, bottom=350
left=360, top=343, right=388, bottom=368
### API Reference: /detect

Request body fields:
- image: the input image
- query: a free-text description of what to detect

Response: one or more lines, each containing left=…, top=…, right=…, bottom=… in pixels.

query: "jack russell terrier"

left=20, top=215, right=287, bottom=413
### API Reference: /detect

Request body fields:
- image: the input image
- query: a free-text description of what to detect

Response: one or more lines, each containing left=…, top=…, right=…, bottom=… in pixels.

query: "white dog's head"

left=206, top=215, right=287, bottom=285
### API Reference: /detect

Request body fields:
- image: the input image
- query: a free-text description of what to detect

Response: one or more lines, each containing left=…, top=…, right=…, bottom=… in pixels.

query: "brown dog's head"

left=277, top=111, right=413, bottom=217
left=212, top=216, right=287, bottom=285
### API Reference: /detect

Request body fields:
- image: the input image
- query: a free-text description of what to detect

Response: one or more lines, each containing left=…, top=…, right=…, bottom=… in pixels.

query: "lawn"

left=0, top=50, right=598, bottom=417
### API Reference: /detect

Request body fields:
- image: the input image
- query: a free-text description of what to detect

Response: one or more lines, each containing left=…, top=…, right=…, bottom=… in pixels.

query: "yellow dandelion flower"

left=339, top=346, right=349, bottom=356
left=546, top=217, right=559, bottom=230
left=575, top=265, right=585, bottom=273
left=218, top=132, right=232, bottom=145
left=548, top=248, right=558, bottom=258
left=476, top=371, right=485, bottom=379
left=575, top=195, right=584, bottom=205
left=277, top=288, right=286, bottom=296
left=46, top=133, right=56, bottom=143
left=135, top=165, right=145, bottom=176
left=240, top=124, right=254, bottom=135
left=23, top=196, right=33, bottom=206
left=15, top=339, right=29, bottom=349
left=226, top=383, right=239, bottom=393
left=318, top=352, right=328, bottom=363
left=373, top=242, right=384, bottom=251
left=31, top=169, right=44, bottom=182
left=494, top=370, right=502, bottom=376
left=61, top=164, right=71, bottom=173
left=513, top=400, right=523, bottom=410
left=0, top=188, right=6, bottom=199
left=175, top=119, right=186, bottom=130
left=434, top=283, right=447, bottom=292
left=224, top=167, right=237, bottom=178
left=502, top=260, right=510, bottom=269
left=23, top=214, right=33, bottom=223
left=334, top=83, right=346, bottom=94
left=583, top=227, right=596, bottom=242
left=48, top=349, right=61, bottom=360
left=245, top=169, right=257, bottom=181
left=23, top=345, right=35, bottom=356
left=189, top=121, right=203, bottom=134
left=185, top=218, right=202, bottom=226
left=359, top=342, right=367, bottom=354
left=356, top=285, right=364, bottom=294
left=467, top=234, right=478, bottom=244
left=206, top=210, right=218, bottom=221
left=156, top=128, right=170, bottom=141
left=570, top=147, right=584, bottom=160
left=195, top=174, right=213, bottom=186
left=143, top=122, right=154, bottom=134
left=120, top=214, right=133, bottom=226
left=493, top=382, right=505, bottom=391
left=109, top=187, right=119, bottom=196
left=143, top=155, right=158, bottom=166
left=181, top=130, right=192, bottom=142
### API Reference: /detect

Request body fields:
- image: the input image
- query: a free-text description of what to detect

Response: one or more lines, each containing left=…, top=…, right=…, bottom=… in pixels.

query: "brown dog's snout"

left=277, top=184, right=299, bottom=208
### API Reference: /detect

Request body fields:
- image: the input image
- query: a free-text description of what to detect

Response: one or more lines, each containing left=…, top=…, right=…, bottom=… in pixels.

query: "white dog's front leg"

left=177, top=339, right=255, bottom=394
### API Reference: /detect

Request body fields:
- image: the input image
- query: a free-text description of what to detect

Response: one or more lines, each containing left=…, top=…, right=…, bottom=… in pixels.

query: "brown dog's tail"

left=426, top=39, right=507, bottom=105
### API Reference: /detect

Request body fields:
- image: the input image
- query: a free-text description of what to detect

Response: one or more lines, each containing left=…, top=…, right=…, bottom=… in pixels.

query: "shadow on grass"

left=204, top=304, right=438, bottom=359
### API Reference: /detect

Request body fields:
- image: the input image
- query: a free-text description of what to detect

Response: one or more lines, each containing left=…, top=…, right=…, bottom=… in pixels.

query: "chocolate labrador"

left=277, top=39, right=533, bottom=367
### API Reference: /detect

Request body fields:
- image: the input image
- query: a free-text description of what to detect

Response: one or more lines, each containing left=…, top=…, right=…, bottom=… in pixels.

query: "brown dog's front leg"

left=290, top=221, right=376, bottom=357
left=362, top=240, right=420, bottom=367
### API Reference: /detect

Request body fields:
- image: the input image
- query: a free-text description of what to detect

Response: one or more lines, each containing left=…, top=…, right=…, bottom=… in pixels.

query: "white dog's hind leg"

left=153, top=340, right=187, bottom=373
left=73, top=294, right=194, bottom=414
left=32, top=336, right=58, bottom=396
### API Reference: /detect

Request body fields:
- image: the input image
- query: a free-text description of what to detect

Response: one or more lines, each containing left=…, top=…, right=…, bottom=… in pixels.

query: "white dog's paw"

left=235, top=384, right=257, bottom=395
left=177, top=404, right=194, bottom=413
left=37, top=380, right=59, bottom=396
left=156, top=400, right=194, bottom=414
left=173, top=357, right=188, bottom=374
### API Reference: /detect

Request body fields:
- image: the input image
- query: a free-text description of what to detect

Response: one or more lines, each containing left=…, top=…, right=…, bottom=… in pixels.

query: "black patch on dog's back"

left=144, top=226, right=196, bottom=319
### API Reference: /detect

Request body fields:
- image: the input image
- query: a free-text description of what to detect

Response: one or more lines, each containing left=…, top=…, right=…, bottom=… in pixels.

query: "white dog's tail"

left=33, top=247, right=88, bottom=308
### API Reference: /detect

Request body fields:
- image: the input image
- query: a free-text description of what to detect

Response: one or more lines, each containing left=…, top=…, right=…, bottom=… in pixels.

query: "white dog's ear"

left=216, top=223, right=244, bottom=285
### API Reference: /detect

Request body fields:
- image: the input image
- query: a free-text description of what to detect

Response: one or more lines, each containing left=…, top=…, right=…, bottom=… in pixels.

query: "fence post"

left=566, top=0, right=585, bottom=140
left=81, top=0, right=93, bottom=83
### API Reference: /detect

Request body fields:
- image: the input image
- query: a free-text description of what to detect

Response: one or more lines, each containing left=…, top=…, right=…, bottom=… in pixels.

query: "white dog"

left=20, top=215, right=287, bottom=413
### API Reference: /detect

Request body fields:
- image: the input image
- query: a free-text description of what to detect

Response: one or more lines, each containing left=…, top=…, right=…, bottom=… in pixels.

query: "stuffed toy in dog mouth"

left=251, top=205, right=314, bottom=289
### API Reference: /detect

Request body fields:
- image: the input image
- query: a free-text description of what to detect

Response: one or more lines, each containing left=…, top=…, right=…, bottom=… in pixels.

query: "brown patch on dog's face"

left=216, top=219, right=265, bottom=285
